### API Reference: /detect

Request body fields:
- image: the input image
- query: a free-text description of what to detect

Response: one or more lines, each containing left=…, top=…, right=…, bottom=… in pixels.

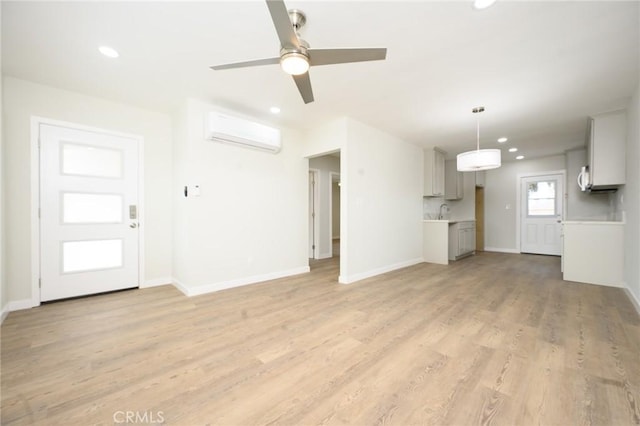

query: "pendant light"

left=457, top=106, right=501, bottom=172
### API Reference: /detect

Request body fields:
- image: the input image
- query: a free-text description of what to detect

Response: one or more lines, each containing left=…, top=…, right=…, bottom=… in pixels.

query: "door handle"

left=130, top=223, right=138, bottom=229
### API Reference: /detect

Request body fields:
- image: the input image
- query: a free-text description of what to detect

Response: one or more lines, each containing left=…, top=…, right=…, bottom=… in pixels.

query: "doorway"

left=519, top=173, right=564, bottom=255
left=37, top=120, right=142, bottom=301
left=308, top=152, right=341, bottom=272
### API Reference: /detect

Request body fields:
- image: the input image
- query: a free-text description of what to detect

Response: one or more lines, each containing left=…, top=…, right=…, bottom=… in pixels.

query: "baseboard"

left=141, top=276, right=173, bottom=288
left=8, top=299, right=37, bottom=312
left=173, top=266, right=311, bottom=297
left=339, top=257, right=423, bottom=285
left=1, top=303, right=9, bottom=324
left=172, top=278, right=190, bottom=297
left=623, top=286, right=640, bottom=316
left=317, top=252, right=332, bottom=260
left=484, top=247, right=520, bottom=254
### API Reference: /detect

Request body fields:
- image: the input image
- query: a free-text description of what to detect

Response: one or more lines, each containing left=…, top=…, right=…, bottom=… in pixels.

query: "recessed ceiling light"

left=516, top=155, right=524, bottom=160
left=473, top=0, right=497, bottom=10
left=98, top=46, right=119, bottom=58
left=497, top=137, right=508, bottom=143
left=269, top=106, right=281, bottom=114
left=508, top=147, right=518, bottom=153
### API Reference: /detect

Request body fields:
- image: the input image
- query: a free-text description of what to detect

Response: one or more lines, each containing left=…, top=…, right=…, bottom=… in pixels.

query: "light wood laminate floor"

left=2, top=253, right=639, bottom=425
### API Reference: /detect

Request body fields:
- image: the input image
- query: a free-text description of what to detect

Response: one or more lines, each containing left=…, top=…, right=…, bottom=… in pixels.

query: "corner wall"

left=2, top=77, right=173, bottom=307
left=0, top=3, right=7, bottom=321
left=623, top=83, right=640, bottom=309
left=340, top=118, right=423, bottom=283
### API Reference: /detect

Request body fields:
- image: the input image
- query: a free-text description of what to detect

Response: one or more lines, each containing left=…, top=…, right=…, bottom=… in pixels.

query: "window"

left=527, top=180, right=556, bottom=216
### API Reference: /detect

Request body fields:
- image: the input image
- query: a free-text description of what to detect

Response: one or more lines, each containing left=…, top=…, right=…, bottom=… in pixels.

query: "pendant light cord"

left=476, top=117, right=480, bottom=152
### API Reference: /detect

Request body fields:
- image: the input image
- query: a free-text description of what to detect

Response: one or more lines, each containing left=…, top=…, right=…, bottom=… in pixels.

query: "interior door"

left=40, top=123, right=140, bottom=301
left=520, top=174, right=563, bottom=255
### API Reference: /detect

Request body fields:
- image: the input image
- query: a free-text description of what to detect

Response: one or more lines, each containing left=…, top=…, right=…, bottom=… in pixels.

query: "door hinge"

left=39, top=278, right=41, bottom=288
left=312, top=245, right=315, bottom=250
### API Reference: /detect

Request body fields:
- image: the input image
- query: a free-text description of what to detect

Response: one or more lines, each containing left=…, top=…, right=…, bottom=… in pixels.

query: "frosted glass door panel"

left=62, top=193, right=123, bottom=224
left=61, top=143, right=123, bottom=178
left=62, top=239, right=123, bottom=273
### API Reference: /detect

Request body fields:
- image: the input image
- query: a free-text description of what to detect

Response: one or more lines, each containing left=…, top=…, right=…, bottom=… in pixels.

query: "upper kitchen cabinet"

left=587, top=110, right=626, bottom=188
left=424, top=148, right=446, bottom=197
left=444, top=159, right=463, bottom=200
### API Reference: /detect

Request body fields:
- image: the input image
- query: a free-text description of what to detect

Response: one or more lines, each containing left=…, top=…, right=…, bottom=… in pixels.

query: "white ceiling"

left=3, top=1, right=639, bottom=160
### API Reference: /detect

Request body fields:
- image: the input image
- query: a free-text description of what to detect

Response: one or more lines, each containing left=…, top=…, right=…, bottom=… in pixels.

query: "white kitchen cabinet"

left=448, top=221, right=475, bottom=261
left=587, top=110, right=626, bottom=188
left=445, top=159, right=463, bottom=200
left=423, top=221, right=449, bottom=265
left=424, top=148, right=446, bottom=197
left=563, top=221, right=623, bottom=287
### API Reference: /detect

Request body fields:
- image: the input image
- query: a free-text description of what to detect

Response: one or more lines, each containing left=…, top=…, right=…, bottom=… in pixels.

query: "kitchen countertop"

left=423, top=219, right=476, bottom=224
left=563, top=220, right=624, bottom=225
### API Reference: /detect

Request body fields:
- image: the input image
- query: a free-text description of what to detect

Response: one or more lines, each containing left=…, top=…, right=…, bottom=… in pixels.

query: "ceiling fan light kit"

left=457, top=106, right=502, bottom=172
left=280, top=51, right=309, bottom=75
left=210, top=0, right=387, bottom=104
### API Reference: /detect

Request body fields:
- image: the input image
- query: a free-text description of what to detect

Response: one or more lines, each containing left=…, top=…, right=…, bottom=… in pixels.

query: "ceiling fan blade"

left=266, top=0, right=299, bottom=49
left=308, top=48, right=387, bottom=67
left=293, top=73, right=314, bottom=104
left=210, top=57, right=280, bottom=71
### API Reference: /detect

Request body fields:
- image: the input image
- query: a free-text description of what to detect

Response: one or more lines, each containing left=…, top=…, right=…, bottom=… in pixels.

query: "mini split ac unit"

left=205, top=112, right=281, bottom=153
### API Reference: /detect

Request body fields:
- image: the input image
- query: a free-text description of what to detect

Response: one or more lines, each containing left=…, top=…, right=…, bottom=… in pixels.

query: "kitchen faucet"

left=438, top=203, right=449, bottom=220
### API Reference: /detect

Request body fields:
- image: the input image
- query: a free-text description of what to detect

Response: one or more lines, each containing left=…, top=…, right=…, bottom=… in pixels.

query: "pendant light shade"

left=457, top=106, right=501, bottom=172
left=457, top=149, right=501, bottom=171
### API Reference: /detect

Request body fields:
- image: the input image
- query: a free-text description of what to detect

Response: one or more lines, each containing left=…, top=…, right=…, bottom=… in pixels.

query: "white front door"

left=40, top=123, right=141, bottom=301
left=520, top=174, right=563, bottom=255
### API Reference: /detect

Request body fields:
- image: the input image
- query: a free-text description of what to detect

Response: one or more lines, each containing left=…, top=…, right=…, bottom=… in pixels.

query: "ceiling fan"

left=210, top=0, right=387, bottom=104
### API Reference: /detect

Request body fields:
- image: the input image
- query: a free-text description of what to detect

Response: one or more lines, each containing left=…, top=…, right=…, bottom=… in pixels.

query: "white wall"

left=484, top=155, right=566, bottom=252
left=171, top=98, right=308, bottom=295
left=2, top=77, right=173, bottom=306
left=622, top=84, right=640, bottom=309
left=340, top=118, right=423, bottom=283
left=0, top=4, right=7, bottom=321
left=302, top=117, right=347, bottom=159
left=309, top=155, right=340, bottom=259
left=565, top=148, right=612, bottom=220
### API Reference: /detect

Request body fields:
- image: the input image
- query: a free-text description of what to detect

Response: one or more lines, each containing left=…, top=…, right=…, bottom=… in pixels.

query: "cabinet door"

left=445, top=160, right=463, bottom=200
left=590, top=111, right=626, bottom=186
left=424, top=148, right=446, bottom=197
left=457, top=229, right=466, bottom=256
left=467, top=228, right=476, bottom=253
left=434, top=150, right=445, bottom=196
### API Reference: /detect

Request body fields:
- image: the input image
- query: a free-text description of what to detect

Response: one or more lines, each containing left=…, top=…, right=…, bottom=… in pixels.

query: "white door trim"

left=515, top=169, right=566, bottom=254
left=30, top=116, right=145, bottom=306
left=308, top=168, right=320, bottom=259
left=329, top=172, right=341, bottom=258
